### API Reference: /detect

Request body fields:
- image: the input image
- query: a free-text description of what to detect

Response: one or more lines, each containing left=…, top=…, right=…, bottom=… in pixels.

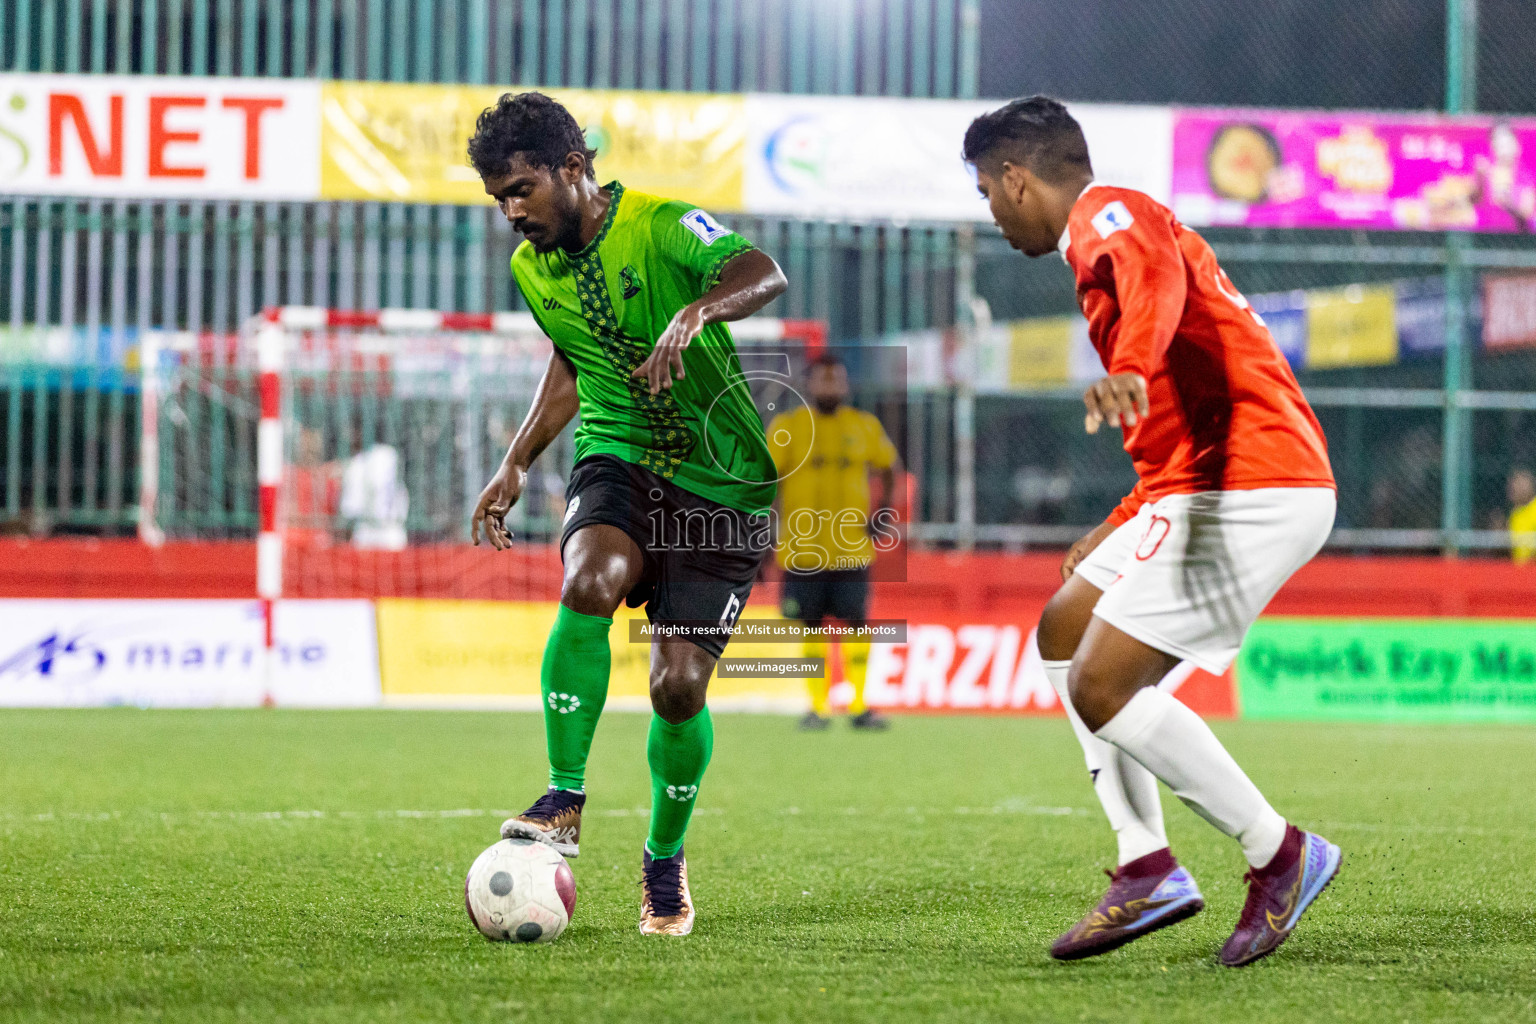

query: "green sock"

left=645, top=708, right=714, bottom=859
left=541, top=604, right=613, bottom=791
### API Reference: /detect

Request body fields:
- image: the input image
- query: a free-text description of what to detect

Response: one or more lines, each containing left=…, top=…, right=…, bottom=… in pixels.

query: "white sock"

left=1095, top=687, right=1286, bottom=868
left=1045, top=660, right=1167, bottom=865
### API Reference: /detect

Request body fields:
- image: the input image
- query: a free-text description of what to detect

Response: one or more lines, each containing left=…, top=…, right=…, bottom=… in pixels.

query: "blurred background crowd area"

left=1, top=0, right=1535, bottom=557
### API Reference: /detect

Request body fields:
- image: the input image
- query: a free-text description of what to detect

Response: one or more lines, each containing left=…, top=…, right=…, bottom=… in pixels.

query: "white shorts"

left=1073, top=488, right=1335, bottom=674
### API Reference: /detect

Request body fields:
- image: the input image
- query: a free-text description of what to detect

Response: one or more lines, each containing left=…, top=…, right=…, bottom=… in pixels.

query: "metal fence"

left=4, top=0, right=1536, bottom=557
left=0, top=0, right=980, bottom=534
left=917, top=0, right=1536, bottom=556
left=927, top=223, right=1536, bottom=554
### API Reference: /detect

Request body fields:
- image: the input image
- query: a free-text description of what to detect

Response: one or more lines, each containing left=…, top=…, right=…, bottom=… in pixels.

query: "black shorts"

left=559, top=454, right=770, bottom=658
left=779, top=567, right=871, bottom=626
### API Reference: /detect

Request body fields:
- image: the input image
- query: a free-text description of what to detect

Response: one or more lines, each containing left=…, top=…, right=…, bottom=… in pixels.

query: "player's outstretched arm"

left=633, top=250, right=788, bottom=396
left=472, top=348, right=579, bottom=551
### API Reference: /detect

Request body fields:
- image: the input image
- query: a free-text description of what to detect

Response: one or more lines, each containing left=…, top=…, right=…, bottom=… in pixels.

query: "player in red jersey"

left=963, top=97, right=1341, bottom=967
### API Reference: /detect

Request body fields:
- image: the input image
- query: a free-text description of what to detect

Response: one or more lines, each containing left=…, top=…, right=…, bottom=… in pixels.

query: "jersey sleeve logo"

left=1090, top=201, right=1135, bottom=240
left=680, top=208, right=730, bottom=246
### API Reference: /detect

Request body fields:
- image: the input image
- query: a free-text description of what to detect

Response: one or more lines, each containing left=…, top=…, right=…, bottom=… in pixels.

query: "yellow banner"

left=1305, top=284, right=1398, bottom=369
left=376, top=599, right=805, bottom=709
left=320, top=82, right=745, bottom=209
left=1006, top=317, right=1076, bottom=388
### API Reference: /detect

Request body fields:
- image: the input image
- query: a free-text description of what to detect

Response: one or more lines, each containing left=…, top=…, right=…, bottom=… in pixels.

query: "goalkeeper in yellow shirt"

left=1509, top=468, right=1536, bottom=565
left=767, top=353, right=900, bottom=730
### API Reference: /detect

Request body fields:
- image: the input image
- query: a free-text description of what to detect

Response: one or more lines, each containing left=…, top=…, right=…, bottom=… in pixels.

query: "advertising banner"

left=984, top=273, right=1453, bottom=389
left=1304, top=284, right=1398, bottom=369
left=7, top=73, right=1536, bottom=238
left=375, top=599, right=803, bottom=710
left=0, top=599, right=379, bottom=707
left=1395, top=277, right=1450, bottom=357
left=1172, top=108, right=1536, bottom=233
left=320, top=82, right=746, bottom=210
left=0, top=324, right=140, bottom=368
left=743, top=95, right=991, bottom=222
left=971, top=316, right=1101, bottom=391
left=1236, top=618, right=1536, bottom=723
left=1250, top=290, right=1308, bottom=366
left=862, top=619, right=1235, bottom=717
left=743, top=96, right=1172, bottom=222
left=1484, top=273, right=1536, bottom=350
left=0, top=73, right=319, bottom=199
left=1001, top=317, right=1075, bottom=388
left=374, top=598, right=1237, bottom=717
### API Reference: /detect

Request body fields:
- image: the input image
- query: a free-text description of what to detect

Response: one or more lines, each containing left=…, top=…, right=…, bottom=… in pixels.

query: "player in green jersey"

left=467, top=93, right=788, bottom=937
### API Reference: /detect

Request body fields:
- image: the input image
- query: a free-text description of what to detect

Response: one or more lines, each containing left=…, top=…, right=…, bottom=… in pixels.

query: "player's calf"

left=1050, top=848, right=1204, bottom=960
left=1067, top=620, right=1181, bottom=733
left=648, top=638, right=713, bottom=723
left=501, top=787, right=585, bottom=858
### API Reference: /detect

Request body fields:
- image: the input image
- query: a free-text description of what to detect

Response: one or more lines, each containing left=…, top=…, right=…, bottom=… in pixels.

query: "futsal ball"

left=464, top=838, right=576, bottom=943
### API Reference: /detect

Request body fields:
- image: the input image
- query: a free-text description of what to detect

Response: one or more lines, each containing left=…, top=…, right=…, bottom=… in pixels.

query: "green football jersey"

left=511, top=182, right=776, bottom=514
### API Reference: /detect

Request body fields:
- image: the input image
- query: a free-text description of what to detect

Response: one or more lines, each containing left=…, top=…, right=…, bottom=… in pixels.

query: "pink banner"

left=1172, top=109, right=1536, bottom=234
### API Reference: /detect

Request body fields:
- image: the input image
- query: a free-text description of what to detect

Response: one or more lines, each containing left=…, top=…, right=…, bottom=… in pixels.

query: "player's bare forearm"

left=473, top=349, right=577, bottom=549
left=634, top=250, right=788, bottom=395
left=503, top=349, right=578, bottom=473
left=694, top=249, right=788, bottom=325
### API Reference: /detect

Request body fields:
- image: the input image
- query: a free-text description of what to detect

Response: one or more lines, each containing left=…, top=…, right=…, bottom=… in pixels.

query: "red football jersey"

left=1061, top=185, right=1335, bottom=525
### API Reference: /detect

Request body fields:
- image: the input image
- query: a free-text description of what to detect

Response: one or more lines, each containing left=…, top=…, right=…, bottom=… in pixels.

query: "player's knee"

left=1038, top=589, right=1088, bottom=662
left=649, top=658, right=708, bottom=724
left=558, top=557, right=629, bottom=616
left=559, top=576, right=619, bottom=617
left=1066, top=659, right=1119, bottom=733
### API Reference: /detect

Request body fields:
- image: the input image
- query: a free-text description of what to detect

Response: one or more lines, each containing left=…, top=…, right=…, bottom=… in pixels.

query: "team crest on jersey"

left=619, top=265, right=643, bottom=299
left=680, top=208, right=730, bottom=246
left=1091, top=201, right=1135, bottom=239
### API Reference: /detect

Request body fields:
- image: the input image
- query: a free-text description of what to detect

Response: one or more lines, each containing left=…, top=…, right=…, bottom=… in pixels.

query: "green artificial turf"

left=1, top=709, right=1533, bottom=1023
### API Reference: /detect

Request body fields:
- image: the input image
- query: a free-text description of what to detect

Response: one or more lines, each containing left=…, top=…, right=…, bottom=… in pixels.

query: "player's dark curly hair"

left=962, top=95, right=1093, bottom=184
left=467, top=92, right=598, bottom=180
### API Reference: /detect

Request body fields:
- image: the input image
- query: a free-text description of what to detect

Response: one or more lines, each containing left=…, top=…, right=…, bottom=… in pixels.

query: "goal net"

left=140, top=307, right=828, bottom=606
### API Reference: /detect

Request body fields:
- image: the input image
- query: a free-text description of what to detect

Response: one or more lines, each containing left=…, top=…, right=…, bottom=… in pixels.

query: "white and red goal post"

left=249, top=305, right=828, bottom=614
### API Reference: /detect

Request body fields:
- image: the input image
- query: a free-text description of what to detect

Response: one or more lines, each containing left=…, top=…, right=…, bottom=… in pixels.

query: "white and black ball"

left=464, top=838, right=576, bottom=943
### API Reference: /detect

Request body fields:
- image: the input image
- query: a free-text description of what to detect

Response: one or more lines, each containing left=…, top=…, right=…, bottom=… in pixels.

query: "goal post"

left=241, top=306, right=829, bottom=614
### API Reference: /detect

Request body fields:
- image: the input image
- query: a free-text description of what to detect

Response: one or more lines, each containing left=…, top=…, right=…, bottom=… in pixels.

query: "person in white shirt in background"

left=339, top=443, right=409, bottom=550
